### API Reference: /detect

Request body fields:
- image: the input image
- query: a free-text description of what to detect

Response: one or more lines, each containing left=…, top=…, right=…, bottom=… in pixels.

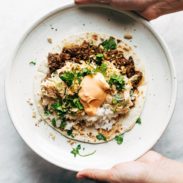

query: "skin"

left=75, top=0, right=183, bottom=20
left=76, top=151, right=183, bottom=183
left=75, top=1, right=183, bottom=182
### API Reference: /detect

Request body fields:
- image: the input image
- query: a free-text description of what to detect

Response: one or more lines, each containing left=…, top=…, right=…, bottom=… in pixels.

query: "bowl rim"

left=5, top=2, right=177, bottom=172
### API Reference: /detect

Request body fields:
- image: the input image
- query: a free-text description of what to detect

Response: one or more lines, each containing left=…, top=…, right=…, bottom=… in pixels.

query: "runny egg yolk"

left=79, top=73, right=109, bottom=116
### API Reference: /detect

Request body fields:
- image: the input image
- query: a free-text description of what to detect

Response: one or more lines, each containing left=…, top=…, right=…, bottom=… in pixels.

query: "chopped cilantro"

left=101, top=37, right=117, bottom=50
left=71, top=144, right=81, bottom=157
left=109, top=75, right=125, bottom=90
left=79, top=150, right=96, bottom=157
left=112, top=94, right=123, bottom=105
left=96, top=133, right=107, bottom=141
left=130, top=89, right=134, bottom=97
left=29, top=61, right=36, bottom=65
left=67, top=129, right=73, bottom=136
left=95, top=63, right=107, bottom=75
left=44, top=107, right=51, bottom=115
left=71, top=144, right=96, bottom=157
left=136, top=117, right=141, bottom=125
left=51, top=118, right=56, bottom=127
left=64, top=94, right=83, bottom=111
left=96, top=53, right=104, bottom=65
left=51, top=102, right=67, bottom=115
left=115, top=134, right=123, bottom=145
left=60, top=72, right=75, bottom=87
left=73, top=98, right=84, bottom=110
left=60, top=118, right=67, bottom=129
left=81, top=68, right=92, bottom=76
left=51, top=101, right=62, bottom=110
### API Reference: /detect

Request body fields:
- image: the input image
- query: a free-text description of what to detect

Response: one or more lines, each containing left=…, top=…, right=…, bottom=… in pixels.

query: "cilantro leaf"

left=51, top=101, right=67, bottom=115
left=136, top=117, right=141, bottom=125
left=60, top=118, right=67, bottom=129
left=95, top=63, right=107, bottom=75
left=96, top=53, right=104, bottom=65
left=112, top=94, right=123, bottom=105
left=51, top=118, right=56, bottom=127
left=44, top=106, right=51, bottom=115
left=64, top=95, right=84, bottom=111
left=96, top=133, right=107, bottom=141
left=60, top=72, right=75, bottom=87
left=67, top=129, right=73, bottom=136
left=71, top=144, right=96, bottom=157
left=109, top=75, right=125, bottom=90
left=81, top=68, right=92, bottom=76
left=29, top=61, right=36, bottom=65
left=101, top=37, right=117, bottom=50
left=73, top=98, right=84, bottom=110
left=115, top=134, right=123, bottom=145
left=71, top=144, right=81, bottom=157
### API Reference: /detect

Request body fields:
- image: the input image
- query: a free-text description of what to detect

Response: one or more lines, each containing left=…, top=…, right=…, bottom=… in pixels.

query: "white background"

left=0, top=0, right=183, bottom=182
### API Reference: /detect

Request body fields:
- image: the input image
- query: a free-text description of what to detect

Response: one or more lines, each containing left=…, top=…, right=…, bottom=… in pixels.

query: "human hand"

left=75, top=0, right=183, bottom=20
left=76, top=151, right=183, bottom=183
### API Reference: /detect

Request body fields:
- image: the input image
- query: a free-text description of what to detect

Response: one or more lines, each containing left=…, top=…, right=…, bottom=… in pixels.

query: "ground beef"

left=62, top=41, right=103, bottom=62
left=131, top=71, right=143, bottom=88
left=48, top=41, right=139, bottom=81
left=48, top=53, right=63, bottom=73
left=126, top=65, right=135, bottom=78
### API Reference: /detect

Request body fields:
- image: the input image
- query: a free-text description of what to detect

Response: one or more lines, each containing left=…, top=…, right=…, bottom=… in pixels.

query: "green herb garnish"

left=81, top=68, right=92, bottom=76
left=109, top=75, right=125, bottom=90
left=71, top=144, right=96, bottom=157
left=60, top=119, right=67, bottom=129
left=115, top=134, right=123, bottom=145
left=29, top=61, right=36, bottom=65
left=73, top=98, right=84, bottom=110
left=96, top=53, right=104, bottom=65
left=60, top=72, right=75, bottom=87
left=95, top=63, right=107, bottom=75
left=96, top=133, right=107, bottom=141
left=44, top=106, right=51, bottom=115
left=112, top=94, right=123, bottom=105
left=101, top=37, right=117, bottom=50
left=67, top=129, right=74, bottom=137
left=51, top=101, right=62, bottom=110
left=64, top=94, right=83, bottom=111
left=51, top=118, right=56, bottom=127
left=136, top=117, right=141, bottom=125
left=71, top=144, right=81, bottom=157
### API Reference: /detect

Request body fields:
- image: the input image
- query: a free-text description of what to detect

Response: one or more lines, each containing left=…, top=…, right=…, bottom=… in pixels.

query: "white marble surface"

left=0, top=0, right=183, bottom=182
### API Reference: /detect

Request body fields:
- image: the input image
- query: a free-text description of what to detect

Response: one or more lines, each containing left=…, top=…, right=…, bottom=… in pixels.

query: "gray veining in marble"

left=0, top=0, right=183, bottom=182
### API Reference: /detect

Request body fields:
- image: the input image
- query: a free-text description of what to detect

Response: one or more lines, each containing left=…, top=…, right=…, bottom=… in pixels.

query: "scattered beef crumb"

left=124, top=33, right=133, bottom=40
left=48, top=53, right=63, bottom=73
left=131, top=71, right=143, bottom=88
left=47, top=38, right=52, bottom=44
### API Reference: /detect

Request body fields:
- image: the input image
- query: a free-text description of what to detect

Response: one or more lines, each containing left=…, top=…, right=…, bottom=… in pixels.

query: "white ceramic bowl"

left=5, top=2, right=177, bottom=171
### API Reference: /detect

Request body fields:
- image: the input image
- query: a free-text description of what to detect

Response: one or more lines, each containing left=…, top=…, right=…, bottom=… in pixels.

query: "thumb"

left=75, top=0, right=155, bottom=10
left=76, top=168, right=111, bottom=182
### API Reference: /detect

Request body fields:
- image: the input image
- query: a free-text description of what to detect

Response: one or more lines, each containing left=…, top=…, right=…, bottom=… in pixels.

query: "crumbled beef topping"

left=48, top=53, right=62, bottom=73
left=131, top=71, right=143, bottom=88
left=47, top=39, right=142, bottom=88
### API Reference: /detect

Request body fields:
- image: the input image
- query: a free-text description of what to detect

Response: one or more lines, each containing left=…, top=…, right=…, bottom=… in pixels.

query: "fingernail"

left=76, top=173, right=85, bottom=179
left=75, top=0, right=80, bottom=4
left=93, top=0, right=111, bottom=4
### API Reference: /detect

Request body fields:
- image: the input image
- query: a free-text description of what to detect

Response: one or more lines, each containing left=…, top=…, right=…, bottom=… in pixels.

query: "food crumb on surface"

left=49, top=133, right=56, bottom=140
left=47, top=38, right=52, bottom=44
left=27, top=98, right=33, bottom=106
left=67, top=139, right=76, bottom=145
left=124, top=33, right=133, bottom=40
left=32, top=111, right=36, bottom=118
